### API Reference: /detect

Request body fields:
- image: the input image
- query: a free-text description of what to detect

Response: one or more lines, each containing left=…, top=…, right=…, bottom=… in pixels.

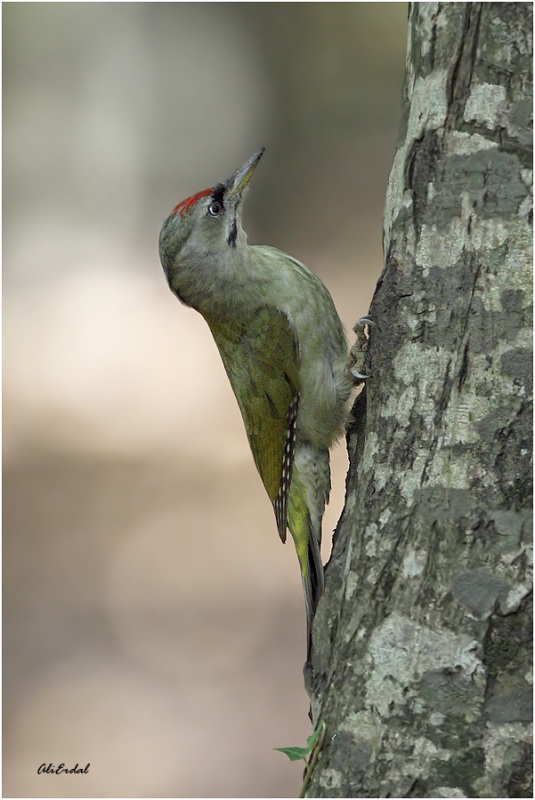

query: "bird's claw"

left=350, top=367, right=370, bottom=381
left=348, top=315, right=374, bottom=385
left=352, top=315, right=375, bottom=334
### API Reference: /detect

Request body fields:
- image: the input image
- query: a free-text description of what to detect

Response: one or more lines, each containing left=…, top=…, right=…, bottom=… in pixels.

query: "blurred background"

left=3, top=4, right=406, bottom=797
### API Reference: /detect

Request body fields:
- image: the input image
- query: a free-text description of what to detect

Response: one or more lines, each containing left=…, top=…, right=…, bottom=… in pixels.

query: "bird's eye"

left=208, top=201, right=223, bottom=217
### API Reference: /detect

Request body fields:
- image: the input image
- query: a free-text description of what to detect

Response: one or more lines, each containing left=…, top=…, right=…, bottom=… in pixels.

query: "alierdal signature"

left=37, top=763, right=90, bottom=775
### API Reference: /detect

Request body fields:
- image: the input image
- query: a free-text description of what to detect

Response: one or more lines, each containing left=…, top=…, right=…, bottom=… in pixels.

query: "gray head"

left=159, top=148, right=264, bottom=309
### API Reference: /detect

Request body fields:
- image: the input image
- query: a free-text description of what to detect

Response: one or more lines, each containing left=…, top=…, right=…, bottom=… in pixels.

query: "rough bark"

left=308, top=4, right=532, bottom=797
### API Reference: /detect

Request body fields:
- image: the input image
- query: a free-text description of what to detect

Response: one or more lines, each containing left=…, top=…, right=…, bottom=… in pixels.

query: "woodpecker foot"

left=353, top=315, right=375, bottom=334
left=351, top=367, right=370, bottom=381
left=349, top=316, right=374, bottom=385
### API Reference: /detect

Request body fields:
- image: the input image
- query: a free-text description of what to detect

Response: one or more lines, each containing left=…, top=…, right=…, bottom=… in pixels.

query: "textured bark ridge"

left=308, top=4, right=532, bottom=797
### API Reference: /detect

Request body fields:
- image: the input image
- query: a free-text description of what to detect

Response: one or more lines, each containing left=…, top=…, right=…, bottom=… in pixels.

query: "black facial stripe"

left=227, top=219, right=237, bottom=247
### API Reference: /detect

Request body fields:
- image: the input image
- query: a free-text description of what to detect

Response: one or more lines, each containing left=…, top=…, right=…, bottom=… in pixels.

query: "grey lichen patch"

left=449, top=131, right=499, bottom=155
left=434, top=788, right=467, bottom=798
left=355, top=428, right=395, bottom=495
left=359, top=520, right=407, bottom=585
left=384, top=146, right=415, bottom=254
left=360, top=431, right=380, bottom=476
left=464, top=83, right=507, bottom=127
left=416, top=217, right=466, bottom=268
left=378, top=507, right=392, bottom=526
left=520, top=167, right=533, bottom=194
left=519, top=171, right=533, bottom=221
left=466, top=217, right=511, bottom=254
left=409, top=69, right=449, bottom=135
left=318, top=768, right=342, bottom=793
left=341, top=488, right=357, bottom=519
left=419, top=449, right=472, bottom=493
left=393, top=341, right=451, bottom=393
left=415, top=212, right=513, bottom=285
left=338, top=710, right=383, bottom=765
left=384, top=69, right=449, bottom=244
left=415, top=3, right=464, bottom=74
left=417, top=2, right=440, bottom=59
left=402, top=549, right=427, bottom=578
left=484, top=222, right=533, bottom=294
left=499, top=582, right=532, bottom=616
left=365, top=613, right=484, bottom=717
left=397, top=736, right=449, bottom=786
left=363, top=523, right=379, bottom=559
left=478, top=722, right=533, bottom=797
left=398, top=451, right=444, bottom=503
left=451, top=567, right=510, bottom=618
left=364, top=460, right=391, bottom=495
left=439, top=391, right=492, bottom=448
left=379, top=385, right=417, bottom=428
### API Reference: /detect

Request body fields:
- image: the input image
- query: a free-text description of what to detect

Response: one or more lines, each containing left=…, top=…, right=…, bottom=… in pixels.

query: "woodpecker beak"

left=226, top=147, right=265, bottom=199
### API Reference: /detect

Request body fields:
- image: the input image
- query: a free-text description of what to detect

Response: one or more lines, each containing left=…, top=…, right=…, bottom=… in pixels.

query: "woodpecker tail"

left=302, top=520, right=325, bottom=659
left=287, top=469, right=325, bottom=660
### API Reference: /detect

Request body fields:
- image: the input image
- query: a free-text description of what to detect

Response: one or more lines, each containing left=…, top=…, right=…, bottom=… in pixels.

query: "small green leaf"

left=275, top=722, right=325, bottom=762
left=274, top=745, right=310, bottom=762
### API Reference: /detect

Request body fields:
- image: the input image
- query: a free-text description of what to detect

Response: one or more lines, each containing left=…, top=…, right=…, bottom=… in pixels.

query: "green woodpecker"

left=159, top=148, right=353, bottom=657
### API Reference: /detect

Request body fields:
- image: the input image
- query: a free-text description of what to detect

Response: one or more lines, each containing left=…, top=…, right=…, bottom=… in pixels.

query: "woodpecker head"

left=159, top=147, right=264, bottom=308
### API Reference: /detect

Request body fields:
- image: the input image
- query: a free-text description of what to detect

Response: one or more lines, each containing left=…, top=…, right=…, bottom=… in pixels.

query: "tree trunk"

left=308, top=4, right=532, bottom=797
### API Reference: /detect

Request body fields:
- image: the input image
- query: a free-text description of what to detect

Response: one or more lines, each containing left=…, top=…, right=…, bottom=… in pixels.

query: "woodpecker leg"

left=351, top=368, right=369, bottom=382
left=353, top=315, right=375, bottom=333
left=349, top=316, right=374, bottom=384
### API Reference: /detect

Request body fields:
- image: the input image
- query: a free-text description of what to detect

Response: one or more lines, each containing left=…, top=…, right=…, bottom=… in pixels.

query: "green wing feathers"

left=208, top=306, right=324, bottom=655
left=207, top=307, right=300, bottom=541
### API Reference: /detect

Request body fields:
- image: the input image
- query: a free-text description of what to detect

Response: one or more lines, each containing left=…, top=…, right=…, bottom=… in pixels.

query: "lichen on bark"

left=308, top=4, right=532, bottom=797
